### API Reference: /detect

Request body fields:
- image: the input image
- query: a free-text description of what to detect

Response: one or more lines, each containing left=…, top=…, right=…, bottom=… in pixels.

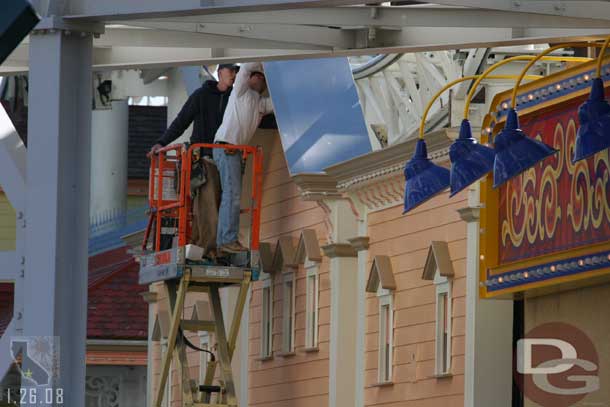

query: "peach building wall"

left=248, top=133, right=331, bottom=407
left=364, top=192, right=468, bottom=407
left=148, top=133, right=470, bottom=407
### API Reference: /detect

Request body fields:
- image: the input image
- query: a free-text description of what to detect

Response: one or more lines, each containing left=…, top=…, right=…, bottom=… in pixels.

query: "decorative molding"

left=353, top=174, right=405, bottom=212
left=294, top=229, right=323, bottom=264
left=366, top=255, right=396, bottom=292
left=457, top=206, right=481, bottom=223
left=291, top=173, right=340, bottom=201
left=85, top=375, right=120, bottom=407
left=422, top=241, right=454, bottom=281
left=321, top=243, right=358, bottom=258
left=323, top=130, right=453, bottom=212
left=348, top=236, right=370, bottom=252
left=272, top=236, right=298, bottom=270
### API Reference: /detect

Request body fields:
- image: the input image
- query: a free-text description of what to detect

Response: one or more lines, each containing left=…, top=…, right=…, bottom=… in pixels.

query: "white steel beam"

left=140, top=5, right=610, bottom=27
left=24, top=29, right=93, bottom=406
left=454, top=48, right=488, bottom=99
left=64, top=0, right=364, bottom=21
left=0, top=105, right=26, bottom=212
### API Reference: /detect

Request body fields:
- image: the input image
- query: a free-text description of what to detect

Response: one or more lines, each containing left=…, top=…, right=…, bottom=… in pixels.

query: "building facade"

left=147, top=127, right=479, bottom=407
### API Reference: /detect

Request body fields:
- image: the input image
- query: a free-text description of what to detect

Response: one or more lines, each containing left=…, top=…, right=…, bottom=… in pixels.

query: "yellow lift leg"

left=153, top=269, right=252, bottom=407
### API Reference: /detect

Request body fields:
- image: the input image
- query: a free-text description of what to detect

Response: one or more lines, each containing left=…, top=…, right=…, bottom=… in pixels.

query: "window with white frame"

left=282, top=272, right=296, bottom=353
left=377, top=287, right=393, bottom=383
left=260, top=278, right=274, bottom=358
left=198, top=332, right=210, bottom=385
left=434, top=271, right=452, bottom=376
left=305, top=260, right=320, bottom=349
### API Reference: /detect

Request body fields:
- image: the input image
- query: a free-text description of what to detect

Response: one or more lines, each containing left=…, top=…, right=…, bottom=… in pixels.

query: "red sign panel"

left=498, top=97, right=610, bottom=265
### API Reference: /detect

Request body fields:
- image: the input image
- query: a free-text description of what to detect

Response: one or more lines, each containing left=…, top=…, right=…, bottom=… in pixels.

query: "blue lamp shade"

left=493, top=108, right=558, bottom=188
left=403, top=139, right=450, bottom=213
left=573, top=77, right=610, bottom=162
left=449, top=119, right=496, bottom=197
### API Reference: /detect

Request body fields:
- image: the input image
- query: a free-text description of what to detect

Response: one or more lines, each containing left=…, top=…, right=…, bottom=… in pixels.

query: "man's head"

left=248, top=70, right=267, bottom=93
left=217, top=64, right=239, bottom=88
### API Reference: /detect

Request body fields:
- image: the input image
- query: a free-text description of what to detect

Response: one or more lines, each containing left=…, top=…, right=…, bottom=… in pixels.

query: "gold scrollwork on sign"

left=566, top=121, right=610, bottom=233
left=501, top=123, right=564, bottom=248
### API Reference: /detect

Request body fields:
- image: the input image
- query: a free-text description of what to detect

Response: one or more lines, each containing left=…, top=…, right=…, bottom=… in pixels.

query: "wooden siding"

left=248, top=132, right=330, bottom=407
left=364, top=191, right=468, bottom=407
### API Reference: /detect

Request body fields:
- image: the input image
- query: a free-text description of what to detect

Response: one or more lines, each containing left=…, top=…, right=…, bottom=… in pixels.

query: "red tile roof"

left=0, top=246, right=147, bottom=341
left=87, top=259, right=148, bottom=340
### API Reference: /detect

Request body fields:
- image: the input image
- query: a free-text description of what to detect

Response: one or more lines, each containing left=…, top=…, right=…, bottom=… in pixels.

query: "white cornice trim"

left=288, top=129, right=454, bottom=209
left=327, top=129, right=454, bottom=193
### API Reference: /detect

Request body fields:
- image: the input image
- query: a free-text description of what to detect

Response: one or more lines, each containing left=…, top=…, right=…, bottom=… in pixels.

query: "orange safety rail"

left=143, top=143, right=264, bottom=254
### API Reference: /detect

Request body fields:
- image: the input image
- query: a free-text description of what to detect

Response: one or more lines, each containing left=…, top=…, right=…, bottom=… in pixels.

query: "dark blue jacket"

left=156, top=80, right=231, bottom=157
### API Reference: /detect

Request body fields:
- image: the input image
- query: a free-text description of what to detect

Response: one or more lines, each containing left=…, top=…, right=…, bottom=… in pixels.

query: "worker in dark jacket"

left=148, top=64, right=239, bottom=258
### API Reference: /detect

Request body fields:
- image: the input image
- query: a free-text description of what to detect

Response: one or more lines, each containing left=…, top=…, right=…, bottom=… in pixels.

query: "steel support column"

left=24, top=29, right=93, bottom=406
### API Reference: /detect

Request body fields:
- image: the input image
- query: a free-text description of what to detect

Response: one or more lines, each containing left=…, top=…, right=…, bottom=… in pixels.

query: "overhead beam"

left=428, top=0, right=610, bottom=21
left=0, top=105, right=26, bottom=212
left=89, top=28, right=610, bottom=69
left=128, top=21, right=353, bottom=48
left=64, top=0, right=365, bottom=21
left=2, top=28, right=609, bottom=75
left=99, top=26, right=331, bottom=50
left=141, top=6, right=610, bottom=28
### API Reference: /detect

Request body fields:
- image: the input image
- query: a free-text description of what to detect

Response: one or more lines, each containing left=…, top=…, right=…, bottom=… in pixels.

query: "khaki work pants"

left=191, top=159, right=221, bottom=255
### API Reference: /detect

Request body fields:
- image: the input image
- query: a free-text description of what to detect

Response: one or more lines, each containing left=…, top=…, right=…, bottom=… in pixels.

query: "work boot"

left=219, top=241, right=249, bottom=254
left=204, top=249, right=217, bottom=262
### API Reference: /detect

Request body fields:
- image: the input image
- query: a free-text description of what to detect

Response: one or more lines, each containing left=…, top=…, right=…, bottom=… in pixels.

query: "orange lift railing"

left=139, top=143, right=264, bottom=407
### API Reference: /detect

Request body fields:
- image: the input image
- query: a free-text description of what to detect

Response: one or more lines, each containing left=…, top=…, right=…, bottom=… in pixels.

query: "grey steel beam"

left=3, top=26, right=609, bottom=76
left=64, top=0, right=365, bottom=21
left=145, top=6, right=610, bottom=28
left=428, top=0, right=610, bottom=21
left=89, top=28, right=610, bottom=70
left=24, top=29, right=93, bottom=407
left=129, top=21, right=353, bottom=48
left=99, top=26, right=331, bottom=50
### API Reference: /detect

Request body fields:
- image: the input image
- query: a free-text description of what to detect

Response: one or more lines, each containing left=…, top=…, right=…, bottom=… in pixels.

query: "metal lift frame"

left=141, top=143, right=264, bottom=407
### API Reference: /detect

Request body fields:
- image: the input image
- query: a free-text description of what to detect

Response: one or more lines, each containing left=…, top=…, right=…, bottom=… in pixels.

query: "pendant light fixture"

left=573, top=37, right=610, bottom=162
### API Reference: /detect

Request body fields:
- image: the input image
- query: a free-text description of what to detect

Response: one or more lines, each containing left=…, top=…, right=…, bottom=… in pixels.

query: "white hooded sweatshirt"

left=214, top=62, right=274, bottom=145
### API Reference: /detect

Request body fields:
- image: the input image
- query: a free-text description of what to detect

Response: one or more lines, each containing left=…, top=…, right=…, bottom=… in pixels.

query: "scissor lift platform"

left=140, top=143, right=263, bottom=407
left=139, top=247, right=254, bottom=286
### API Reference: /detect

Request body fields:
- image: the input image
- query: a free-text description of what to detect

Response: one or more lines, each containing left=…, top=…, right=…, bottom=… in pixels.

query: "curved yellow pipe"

left=419, top=74, right=541, bottom=139
left=510, top=42, right=605, bottom=108
left=461, top=54, right=592, bottom=119
left=596, top=36, right=610, bottom=78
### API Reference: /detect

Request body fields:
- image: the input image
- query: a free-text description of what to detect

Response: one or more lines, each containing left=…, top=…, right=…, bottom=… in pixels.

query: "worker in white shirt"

left=214, top=62, right=273, bottom=254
